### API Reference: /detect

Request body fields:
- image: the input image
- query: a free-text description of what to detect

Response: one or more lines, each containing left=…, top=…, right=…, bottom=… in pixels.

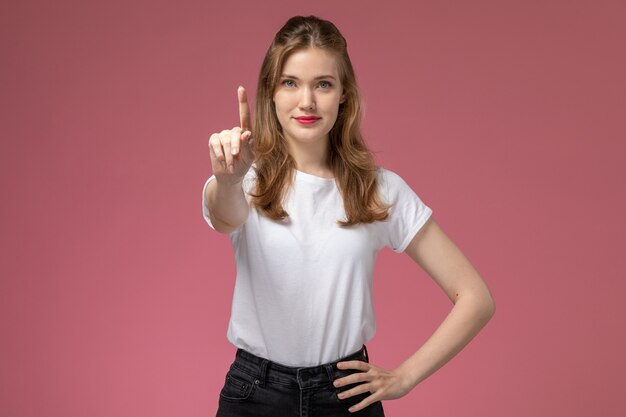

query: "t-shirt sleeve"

left=379, top=168, right=433, bottom=253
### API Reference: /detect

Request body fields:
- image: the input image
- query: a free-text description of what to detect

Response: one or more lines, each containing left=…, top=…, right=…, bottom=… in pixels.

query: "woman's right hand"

left=208, top=86, right=255, bottom=185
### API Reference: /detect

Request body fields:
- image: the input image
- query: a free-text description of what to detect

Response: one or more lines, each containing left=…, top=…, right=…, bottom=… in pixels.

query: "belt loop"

left=324, top=363, right=335, bottom=385
left=362, top=344, right=369, bottom=362
left=257, top=359, right=269, bottom=387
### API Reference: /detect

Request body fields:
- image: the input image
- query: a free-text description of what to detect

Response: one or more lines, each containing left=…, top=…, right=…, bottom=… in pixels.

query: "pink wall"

left=1, top=0, right=625, bottom=416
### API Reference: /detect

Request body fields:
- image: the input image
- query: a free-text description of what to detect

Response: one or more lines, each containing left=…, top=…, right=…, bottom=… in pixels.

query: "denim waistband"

left=230, top=345, right=369, bottom=389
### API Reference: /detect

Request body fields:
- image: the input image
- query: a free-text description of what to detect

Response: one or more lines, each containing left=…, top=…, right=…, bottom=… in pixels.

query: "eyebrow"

left=280, top=74, right=337, bottom=81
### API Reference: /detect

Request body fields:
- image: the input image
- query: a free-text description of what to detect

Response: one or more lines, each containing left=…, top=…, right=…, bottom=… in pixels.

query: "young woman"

left=203, top=15, right=495, bottom=417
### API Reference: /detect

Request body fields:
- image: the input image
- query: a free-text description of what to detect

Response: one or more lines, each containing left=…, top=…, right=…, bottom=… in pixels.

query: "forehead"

left=281, top=48, right=340, bottom=79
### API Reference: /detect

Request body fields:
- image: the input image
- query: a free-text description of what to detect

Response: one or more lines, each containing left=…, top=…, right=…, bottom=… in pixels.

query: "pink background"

left=1, top=0, right=625, bottom=416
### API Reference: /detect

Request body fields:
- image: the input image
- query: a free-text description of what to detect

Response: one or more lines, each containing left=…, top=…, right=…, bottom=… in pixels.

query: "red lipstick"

left=294, top=116, right=321, bottom=124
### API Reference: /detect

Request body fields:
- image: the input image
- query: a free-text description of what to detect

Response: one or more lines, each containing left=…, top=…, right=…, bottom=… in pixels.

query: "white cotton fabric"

left=202, top=167, right=432, bottom=367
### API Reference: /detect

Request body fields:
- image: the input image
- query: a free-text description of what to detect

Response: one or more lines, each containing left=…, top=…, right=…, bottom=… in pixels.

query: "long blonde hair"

left=252, top=15, right=390, bottom=226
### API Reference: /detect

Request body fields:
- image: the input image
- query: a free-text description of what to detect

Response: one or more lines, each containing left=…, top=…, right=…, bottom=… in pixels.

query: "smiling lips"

left=294, top=116, right=321, bottom=124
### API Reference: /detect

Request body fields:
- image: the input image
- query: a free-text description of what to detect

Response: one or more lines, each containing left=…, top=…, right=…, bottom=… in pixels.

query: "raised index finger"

left=238, top=86, right=251, bottom=131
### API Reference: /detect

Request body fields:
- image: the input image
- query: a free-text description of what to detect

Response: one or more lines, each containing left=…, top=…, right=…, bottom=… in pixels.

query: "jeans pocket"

left=219, top=367, right=257, bottom=403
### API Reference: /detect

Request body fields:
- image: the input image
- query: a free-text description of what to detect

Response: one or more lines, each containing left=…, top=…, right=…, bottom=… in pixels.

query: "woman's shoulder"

left=375, top=166, right=407, bottom=188
left=375, top=166, right=427, bottom=200
left=376, top=166, right=399, bottom=178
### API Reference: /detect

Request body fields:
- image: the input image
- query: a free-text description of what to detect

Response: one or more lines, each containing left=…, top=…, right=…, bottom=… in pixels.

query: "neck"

left=287, top=137, right=333, bottom=178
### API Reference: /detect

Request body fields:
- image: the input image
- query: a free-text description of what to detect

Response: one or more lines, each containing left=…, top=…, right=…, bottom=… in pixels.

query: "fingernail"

left=232, top=147, right=238, bottom=155
left=229, top=165, right=234, bottom=173
left=337, top=393, right=345, bottom=399
left=333, top=381, right=340, bottom=387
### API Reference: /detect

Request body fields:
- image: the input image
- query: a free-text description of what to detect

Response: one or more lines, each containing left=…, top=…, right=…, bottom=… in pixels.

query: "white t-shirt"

left=202, top=167, right=432, bottom=366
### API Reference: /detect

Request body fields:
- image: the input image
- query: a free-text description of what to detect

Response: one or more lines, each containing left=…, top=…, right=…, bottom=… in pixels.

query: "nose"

left=298, top=86, right=315, bottom=111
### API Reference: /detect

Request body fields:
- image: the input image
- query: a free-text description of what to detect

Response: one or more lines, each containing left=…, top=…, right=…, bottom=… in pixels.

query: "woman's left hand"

left=333, top=360, right=414, bottom=413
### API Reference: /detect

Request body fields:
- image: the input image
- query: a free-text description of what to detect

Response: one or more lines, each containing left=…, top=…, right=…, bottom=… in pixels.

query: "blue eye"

left=319, top=81, right=332, bottom=89
left=283, top=79, right=296, bottom=87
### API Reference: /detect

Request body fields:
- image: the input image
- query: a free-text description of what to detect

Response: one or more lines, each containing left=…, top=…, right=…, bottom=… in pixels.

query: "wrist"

left=215, top=175, right=244, bottom=188
left=394, top=363, right=421, bottom=391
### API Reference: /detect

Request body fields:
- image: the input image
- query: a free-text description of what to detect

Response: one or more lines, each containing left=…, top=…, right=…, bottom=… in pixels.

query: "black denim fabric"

left=216, top=345, right=385, bottom=417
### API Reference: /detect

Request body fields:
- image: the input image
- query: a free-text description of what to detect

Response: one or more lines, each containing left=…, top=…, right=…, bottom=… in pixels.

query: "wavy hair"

left=251, top=15, right=390, bottom=226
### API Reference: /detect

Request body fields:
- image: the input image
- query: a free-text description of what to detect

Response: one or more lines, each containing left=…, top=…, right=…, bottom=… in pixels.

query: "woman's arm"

left=204, top=177, right=250, bottom=234
left=334, top=215, right=495, bottom=412
left=394, top=215, right=495, bottom=385
left=205, top=86, right=255, bottom=234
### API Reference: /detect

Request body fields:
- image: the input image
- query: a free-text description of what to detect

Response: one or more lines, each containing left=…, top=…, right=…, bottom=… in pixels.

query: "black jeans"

left=216, top=345, right=385, bottom=417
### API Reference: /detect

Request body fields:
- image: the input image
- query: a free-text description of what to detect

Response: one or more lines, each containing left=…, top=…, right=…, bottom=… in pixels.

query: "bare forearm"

left=205, top=178, right=249, bottom=232
left=397, top=293, right=495, bottom=389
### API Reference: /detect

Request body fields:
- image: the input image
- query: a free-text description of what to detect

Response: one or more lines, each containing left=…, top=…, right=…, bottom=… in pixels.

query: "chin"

left=284, top=129, right=329, bottom=144
left=293, top=134, right=328, bottom=144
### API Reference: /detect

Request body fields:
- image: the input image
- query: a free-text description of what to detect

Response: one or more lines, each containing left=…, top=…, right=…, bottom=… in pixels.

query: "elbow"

left=213, top=222, right=238, bottom=234
left=212, top=216, right=244, bottom=234
left=209, top=207, right=249, bottom=234
left=459, top=289, right=496, bottom=322
left=484, top=296, right=496, bottom=320
left=470, top=294, right=495, bottom=330
left=479, top=291, right=496, bottom=323
left=473, top=281, right=496, bottom=319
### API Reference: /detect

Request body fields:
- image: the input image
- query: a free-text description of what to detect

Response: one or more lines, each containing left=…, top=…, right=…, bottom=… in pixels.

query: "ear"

left=339, top=90, right=346, bottom=104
